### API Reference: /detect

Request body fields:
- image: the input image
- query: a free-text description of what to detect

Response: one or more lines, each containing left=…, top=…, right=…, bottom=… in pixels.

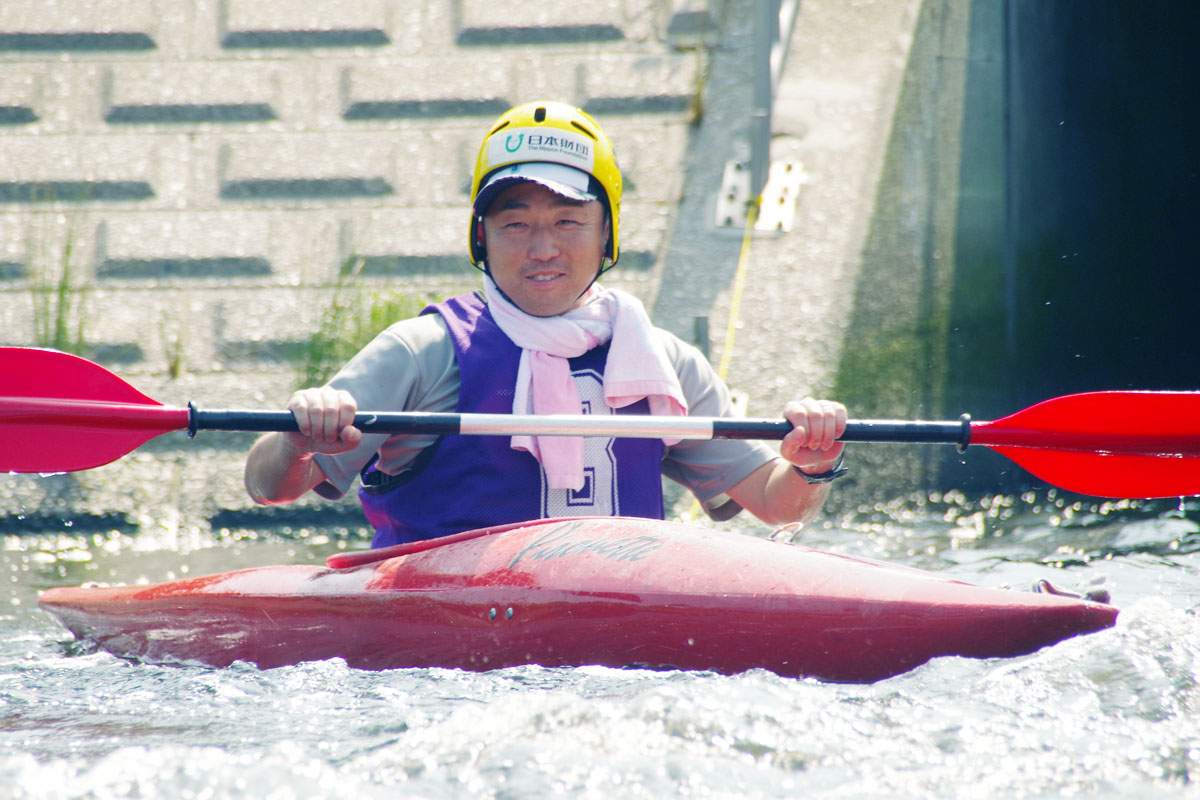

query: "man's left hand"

left=781, top=398, right=847, bottom=475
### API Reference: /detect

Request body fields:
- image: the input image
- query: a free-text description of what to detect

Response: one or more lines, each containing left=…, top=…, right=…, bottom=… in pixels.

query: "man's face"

left=482, top=181, right=609, bottom=317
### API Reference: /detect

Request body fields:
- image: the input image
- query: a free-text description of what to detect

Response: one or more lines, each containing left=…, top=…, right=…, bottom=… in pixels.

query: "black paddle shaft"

left=189, top=405, right=973, bottom=449
left=715, top=417, right=971, bottom=448
left=189, top=407, right=463, bottom=437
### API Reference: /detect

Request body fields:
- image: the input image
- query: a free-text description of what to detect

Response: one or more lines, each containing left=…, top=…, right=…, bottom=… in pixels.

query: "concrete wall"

left=997, top=0, right=1200, bottom=401
left=1, top=0, right=707, bottom=378
left=831, top=0, right=1200, bottom=501
left=827, top=0, right=974, bottom=502
left=0, top=0, right=719, bottom=533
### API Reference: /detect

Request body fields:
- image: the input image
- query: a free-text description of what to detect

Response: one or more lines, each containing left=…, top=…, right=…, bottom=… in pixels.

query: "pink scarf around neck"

left=483, top=277, right=687, bottom=490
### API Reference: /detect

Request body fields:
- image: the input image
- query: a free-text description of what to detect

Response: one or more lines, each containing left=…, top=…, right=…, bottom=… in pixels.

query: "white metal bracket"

left=714, top=159, right=807, bottom=232
left=714, top=160, right=753, bottom=229
left=754, top=159, right=807, bottom=233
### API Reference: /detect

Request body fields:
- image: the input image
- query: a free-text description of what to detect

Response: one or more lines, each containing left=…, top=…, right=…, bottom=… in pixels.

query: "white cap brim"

left=473, top=162, right=597, bottom=216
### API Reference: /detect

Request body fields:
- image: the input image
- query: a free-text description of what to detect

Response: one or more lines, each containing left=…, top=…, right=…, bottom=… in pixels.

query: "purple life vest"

left=358, top=293, right=666, bottom=547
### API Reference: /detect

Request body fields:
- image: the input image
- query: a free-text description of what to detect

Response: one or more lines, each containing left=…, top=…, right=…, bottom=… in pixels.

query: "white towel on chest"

left=483, top=276, right=688, bottom=490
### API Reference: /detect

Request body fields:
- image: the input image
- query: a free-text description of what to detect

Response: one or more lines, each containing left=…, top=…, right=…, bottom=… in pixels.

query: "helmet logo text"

left=488, top=127, right=596, bottom=172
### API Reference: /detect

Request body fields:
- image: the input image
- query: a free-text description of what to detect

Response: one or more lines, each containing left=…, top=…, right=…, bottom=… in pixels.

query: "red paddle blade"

left=0, top=347, right=188, bottom=473
left=989, top=447, right=1197, bottom=499
left=971, top=391, right=1200, bottom=498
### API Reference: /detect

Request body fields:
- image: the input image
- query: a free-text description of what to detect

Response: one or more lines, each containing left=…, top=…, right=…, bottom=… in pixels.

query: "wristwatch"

left=792, top=454, right=848, bottom=484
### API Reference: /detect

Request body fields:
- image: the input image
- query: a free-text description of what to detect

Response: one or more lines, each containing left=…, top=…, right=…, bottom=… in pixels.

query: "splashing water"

left=2, top=493, right=1198, bottom=799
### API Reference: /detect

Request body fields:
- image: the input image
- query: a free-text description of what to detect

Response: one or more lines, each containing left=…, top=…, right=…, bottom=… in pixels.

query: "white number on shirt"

left=541, top=369, right=618, bottom=518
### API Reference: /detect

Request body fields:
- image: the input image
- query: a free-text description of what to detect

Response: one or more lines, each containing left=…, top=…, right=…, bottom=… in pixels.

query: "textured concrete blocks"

left=456, top=0, right=629, bottom=46
left=218, top=134, right=394, bottom=201
left=95, top=213, right=276, bottom=280
left=0, top=135, right=159, bottom=203
left=0, top=1, right=158, bottom=52
left=103, top=63, right=284, bottom=125
left=340, top=59, right=512, bottom=122
left=665, top=0, right=718, bottom=49
left=0, top=69, right=39, bottom=125
left=0, top=0, right=705, bottom=376
left=220, top=0, right=391, bottom=49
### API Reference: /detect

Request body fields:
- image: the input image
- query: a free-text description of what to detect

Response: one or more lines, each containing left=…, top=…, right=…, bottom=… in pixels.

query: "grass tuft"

left=30, top=212, right=88, bottom=354
left=298, top=256, right=440, bottom=387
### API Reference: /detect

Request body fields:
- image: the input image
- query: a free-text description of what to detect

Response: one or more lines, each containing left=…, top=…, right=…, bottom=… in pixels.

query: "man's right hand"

left=284, top=387, right=364, bottom=455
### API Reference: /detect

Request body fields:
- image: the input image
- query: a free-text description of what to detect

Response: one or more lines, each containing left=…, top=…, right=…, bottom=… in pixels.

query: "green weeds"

left=29, top=213, right=88, bottom=355
left=297, top=256, right=439, bottom=387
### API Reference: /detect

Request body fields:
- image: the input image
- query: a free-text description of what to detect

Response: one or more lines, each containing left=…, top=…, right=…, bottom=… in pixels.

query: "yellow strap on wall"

left=684, top=197, right=760, bottom=521
left=715, top=198, right=759, bottom=382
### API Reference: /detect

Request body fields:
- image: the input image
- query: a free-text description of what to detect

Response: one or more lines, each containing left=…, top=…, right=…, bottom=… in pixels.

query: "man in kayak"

left=245, top=101, right=848, bottom=547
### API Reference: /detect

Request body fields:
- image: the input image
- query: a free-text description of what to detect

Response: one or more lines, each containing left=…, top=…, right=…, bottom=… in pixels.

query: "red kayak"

left=38, top=517, right=1118, bottom=682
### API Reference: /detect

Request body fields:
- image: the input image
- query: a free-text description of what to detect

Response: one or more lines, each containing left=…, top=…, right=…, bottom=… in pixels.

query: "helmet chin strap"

left=574, top=268, right=605, bottom=305
left=479, top=262, right=516, bottom=308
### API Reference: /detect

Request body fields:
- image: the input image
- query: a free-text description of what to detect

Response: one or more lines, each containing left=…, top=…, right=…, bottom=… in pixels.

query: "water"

left=3, top=493, right=1199, bottom=799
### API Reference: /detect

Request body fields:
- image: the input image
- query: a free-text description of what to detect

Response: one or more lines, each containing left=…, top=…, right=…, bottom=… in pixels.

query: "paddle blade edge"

left=0, top=347, right=187, bottom=473
left=986, top=445, right=1200, bottom=499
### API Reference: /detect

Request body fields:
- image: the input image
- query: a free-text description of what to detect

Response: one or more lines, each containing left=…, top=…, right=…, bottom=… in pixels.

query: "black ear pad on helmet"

left=473, top=217, right=487, bottom=261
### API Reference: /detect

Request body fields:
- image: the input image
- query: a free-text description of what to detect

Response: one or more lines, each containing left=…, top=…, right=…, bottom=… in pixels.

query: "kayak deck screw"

left=488, top=607, right=497, bottom=620
left=506, top=607, right=514, bottom=619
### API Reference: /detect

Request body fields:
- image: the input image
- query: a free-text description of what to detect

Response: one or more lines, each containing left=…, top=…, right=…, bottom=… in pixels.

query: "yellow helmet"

left=468, top=101, right=622, bottom=268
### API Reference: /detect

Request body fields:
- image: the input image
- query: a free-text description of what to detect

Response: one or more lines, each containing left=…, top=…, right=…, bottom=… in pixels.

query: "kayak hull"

left=39, top=517, right=1118, bottom=682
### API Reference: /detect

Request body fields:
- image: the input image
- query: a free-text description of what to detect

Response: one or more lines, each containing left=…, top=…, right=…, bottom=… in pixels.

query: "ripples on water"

left=2, top=492, right=1198, bottom=799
